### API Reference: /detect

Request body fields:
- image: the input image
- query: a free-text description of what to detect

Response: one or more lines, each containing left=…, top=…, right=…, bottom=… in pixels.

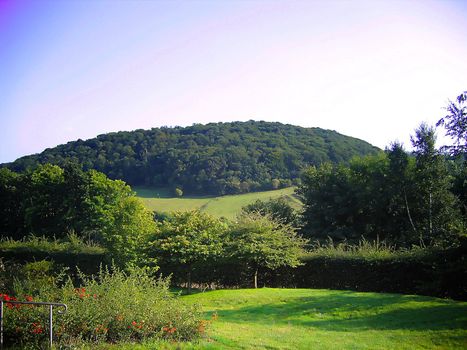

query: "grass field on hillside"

left=134, top=187, right=301, bottom=219
left=90, top=288, right=467, bottom=350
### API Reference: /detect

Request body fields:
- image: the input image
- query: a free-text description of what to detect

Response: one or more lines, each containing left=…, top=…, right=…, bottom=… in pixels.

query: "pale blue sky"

left=1, top=0, right=466, bottom=163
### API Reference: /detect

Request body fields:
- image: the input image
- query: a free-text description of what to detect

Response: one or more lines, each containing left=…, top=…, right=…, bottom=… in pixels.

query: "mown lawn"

left=92, top=288, right=467, bottom=349
left=134, top=187, right=300, bottom=219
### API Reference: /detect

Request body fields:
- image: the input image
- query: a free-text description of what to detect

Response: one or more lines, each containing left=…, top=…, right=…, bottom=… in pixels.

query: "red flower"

left=31, top=323, right=44, bottom=334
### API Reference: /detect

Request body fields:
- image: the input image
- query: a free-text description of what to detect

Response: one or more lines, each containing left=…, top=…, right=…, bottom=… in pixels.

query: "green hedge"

left=0, top=249, right=108, bottom=276
left=276, top=243, right=467, bottom=300
left=160, top=243, right=467, bottom=301
left=2, top=241, right=465, bottom=301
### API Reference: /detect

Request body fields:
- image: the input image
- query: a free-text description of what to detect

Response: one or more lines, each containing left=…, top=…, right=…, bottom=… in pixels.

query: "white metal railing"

left=0, top=299, right=67, bottom=349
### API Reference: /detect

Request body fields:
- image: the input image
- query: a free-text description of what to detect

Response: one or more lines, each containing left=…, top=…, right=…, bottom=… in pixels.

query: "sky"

left=0, top=0, right=466, bottom=163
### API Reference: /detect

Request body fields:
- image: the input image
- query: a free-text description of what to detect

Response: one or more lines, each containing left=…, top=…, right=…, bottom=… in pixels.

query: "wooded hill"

left=4, top=121, right=379, bottom=195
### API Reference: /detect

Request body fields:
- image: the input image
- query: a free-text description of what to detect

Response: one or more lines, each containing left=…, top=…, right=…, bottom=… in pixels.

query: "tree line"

left=4, top=121, right=378, bottom=195
left=298, top=92, right=466, bottom=247
left=0, top=163, right=308, bottom=289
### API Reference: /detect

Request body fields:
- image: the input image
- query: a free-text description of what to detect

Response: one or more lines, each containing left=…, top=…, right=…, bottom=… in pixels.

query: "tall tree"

left=437, top=91, right=467, bottom=220
left=386, top=142, right=417, bottom=242
left=437, top=91, right=467, bottom=156
left=410, top=123, right=462, bottom=246
left=0, top=168, right=24, bottom=238
left=23, top=164, right=66, bottom=235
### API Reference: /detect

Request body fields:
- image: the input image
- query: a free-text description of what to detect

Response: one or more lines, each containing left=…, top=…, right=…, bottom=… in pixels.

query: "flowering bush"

left=1, top=264, right=203, bottom=348
left=0, top=293, right=50, bottom=348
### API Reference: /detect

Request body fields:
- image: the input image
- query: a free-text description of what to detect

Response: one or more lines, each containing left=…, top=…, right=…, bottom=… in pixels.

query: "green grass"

left=90, top=288, right=467, bottom=350
left=134, top=187, right=301, bottom=219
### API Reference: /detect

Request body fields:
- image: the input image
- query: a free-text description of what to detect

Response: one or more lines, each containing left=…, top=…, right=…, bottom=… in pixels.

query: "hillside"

left=4, top=121, right=379, bottom=195
left=135, top=186, right=301, bottom=219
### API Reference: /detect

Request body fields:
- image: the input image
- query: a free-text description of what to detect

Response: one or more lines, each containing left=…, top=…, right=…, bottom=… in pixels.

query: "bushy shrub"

left=1, top=264, right=203, bottom=348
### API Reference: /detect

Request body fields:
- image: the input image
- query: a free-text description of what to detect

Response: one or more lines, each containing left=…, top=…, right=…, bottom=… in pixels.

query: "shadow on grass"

left=207, top=291, right=467, bottom=332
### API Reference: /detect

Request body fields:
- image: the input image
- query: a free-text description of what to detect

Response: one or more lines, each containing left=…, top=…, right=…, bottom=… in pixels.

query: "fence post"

left=49, top=304, right=53, bottom=348
left=1, top=300, right=3, bottom=350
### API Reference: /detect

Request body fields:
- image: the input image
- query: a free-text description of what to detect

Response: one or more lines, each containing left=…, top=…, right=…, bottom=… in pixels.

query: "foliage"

left=4, top=121, right=379, bottom=196
left=298, top=125, right=464, bottom=246
left=147, top=211, right=227, bottom=292
left=174, top=187, right=183, bottom=197
left=241, top=197, right=300, bottom=226
left=227, top=212, right=308, bottom=288
left=1, top=265, right=203, bottom=348
left=0, top=165, right=155, bottom=268
left=98, top=196, right=155, bottom=269
left=294, top=240, right=467, bottom=300
left=437, top=91, right=467, bottom=156
left=411, top=123, right=462, bottom=245
left=306, top=238, right=402, bottom=260
left=0, top=233, right=104, bottom=255
left=0, top=236, right=107, bottom=280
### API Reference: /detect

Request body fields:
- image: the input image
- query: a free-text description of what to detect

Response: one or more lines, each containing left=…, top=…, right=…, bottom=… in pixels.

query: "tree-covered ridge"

left=5, top=121, right=379, bottom=195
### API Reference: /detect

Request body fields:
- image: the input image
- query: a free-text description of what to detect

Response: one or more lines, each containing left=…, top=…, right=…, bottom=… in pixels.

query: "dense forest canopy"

left=3, top=121, right=379, bottom=195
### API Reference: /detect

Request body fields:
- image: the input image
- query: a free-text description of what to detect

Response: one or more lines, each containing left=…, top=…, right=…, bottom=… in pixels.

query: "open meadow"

left=134, top=187, right=301, bottom=219
left=90, top=288, right=467, bottom=350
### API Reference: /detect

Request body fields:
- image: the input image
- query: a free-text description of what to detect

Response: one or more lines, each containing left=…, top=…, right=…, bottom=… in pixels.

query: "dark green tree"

left=242, top=197, right=300, bottom=227
left=385, top=142, right=417, bottom=243
left=0, top=168, right=24, bottom=238
left=23, top=164, right=67, bottom=235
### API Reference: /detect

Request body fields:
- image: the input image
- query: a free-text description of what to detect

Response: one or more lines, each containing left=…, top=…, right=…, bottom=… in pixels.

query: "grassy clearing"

left=134, top=187, right=301, bottom=219
left=90, top=288, right=467, bottom=350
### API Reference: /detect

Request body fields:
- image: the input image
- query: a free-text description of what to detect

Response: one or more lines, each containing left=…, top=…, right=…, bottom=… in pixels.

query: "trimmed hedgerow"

left=277, top=239, right=467, bottom=300
left=0, top=234, right=108, bottom=276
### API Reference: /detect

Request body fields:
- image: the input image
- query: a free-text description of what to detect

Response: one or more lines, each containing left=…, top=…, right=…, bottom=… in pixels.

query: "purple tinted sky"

left=1, top=0, right=466, bottom=163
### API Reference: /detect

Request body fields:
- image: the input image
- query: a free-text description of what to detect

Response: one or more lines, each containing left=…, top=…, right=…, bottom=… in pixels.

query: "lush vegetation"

left=147, top=211, right=308, bottom=291
left=1, top=92, right=465, bottom=348
left=0, top=163, right=155, bottom=267
left=137, top=186, right=300, bottom=219
left=0, top=262, right=203, bottom=349
left=3, top=121, right=378, bottom=195
left=298, top=123, right=466, bottom=247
